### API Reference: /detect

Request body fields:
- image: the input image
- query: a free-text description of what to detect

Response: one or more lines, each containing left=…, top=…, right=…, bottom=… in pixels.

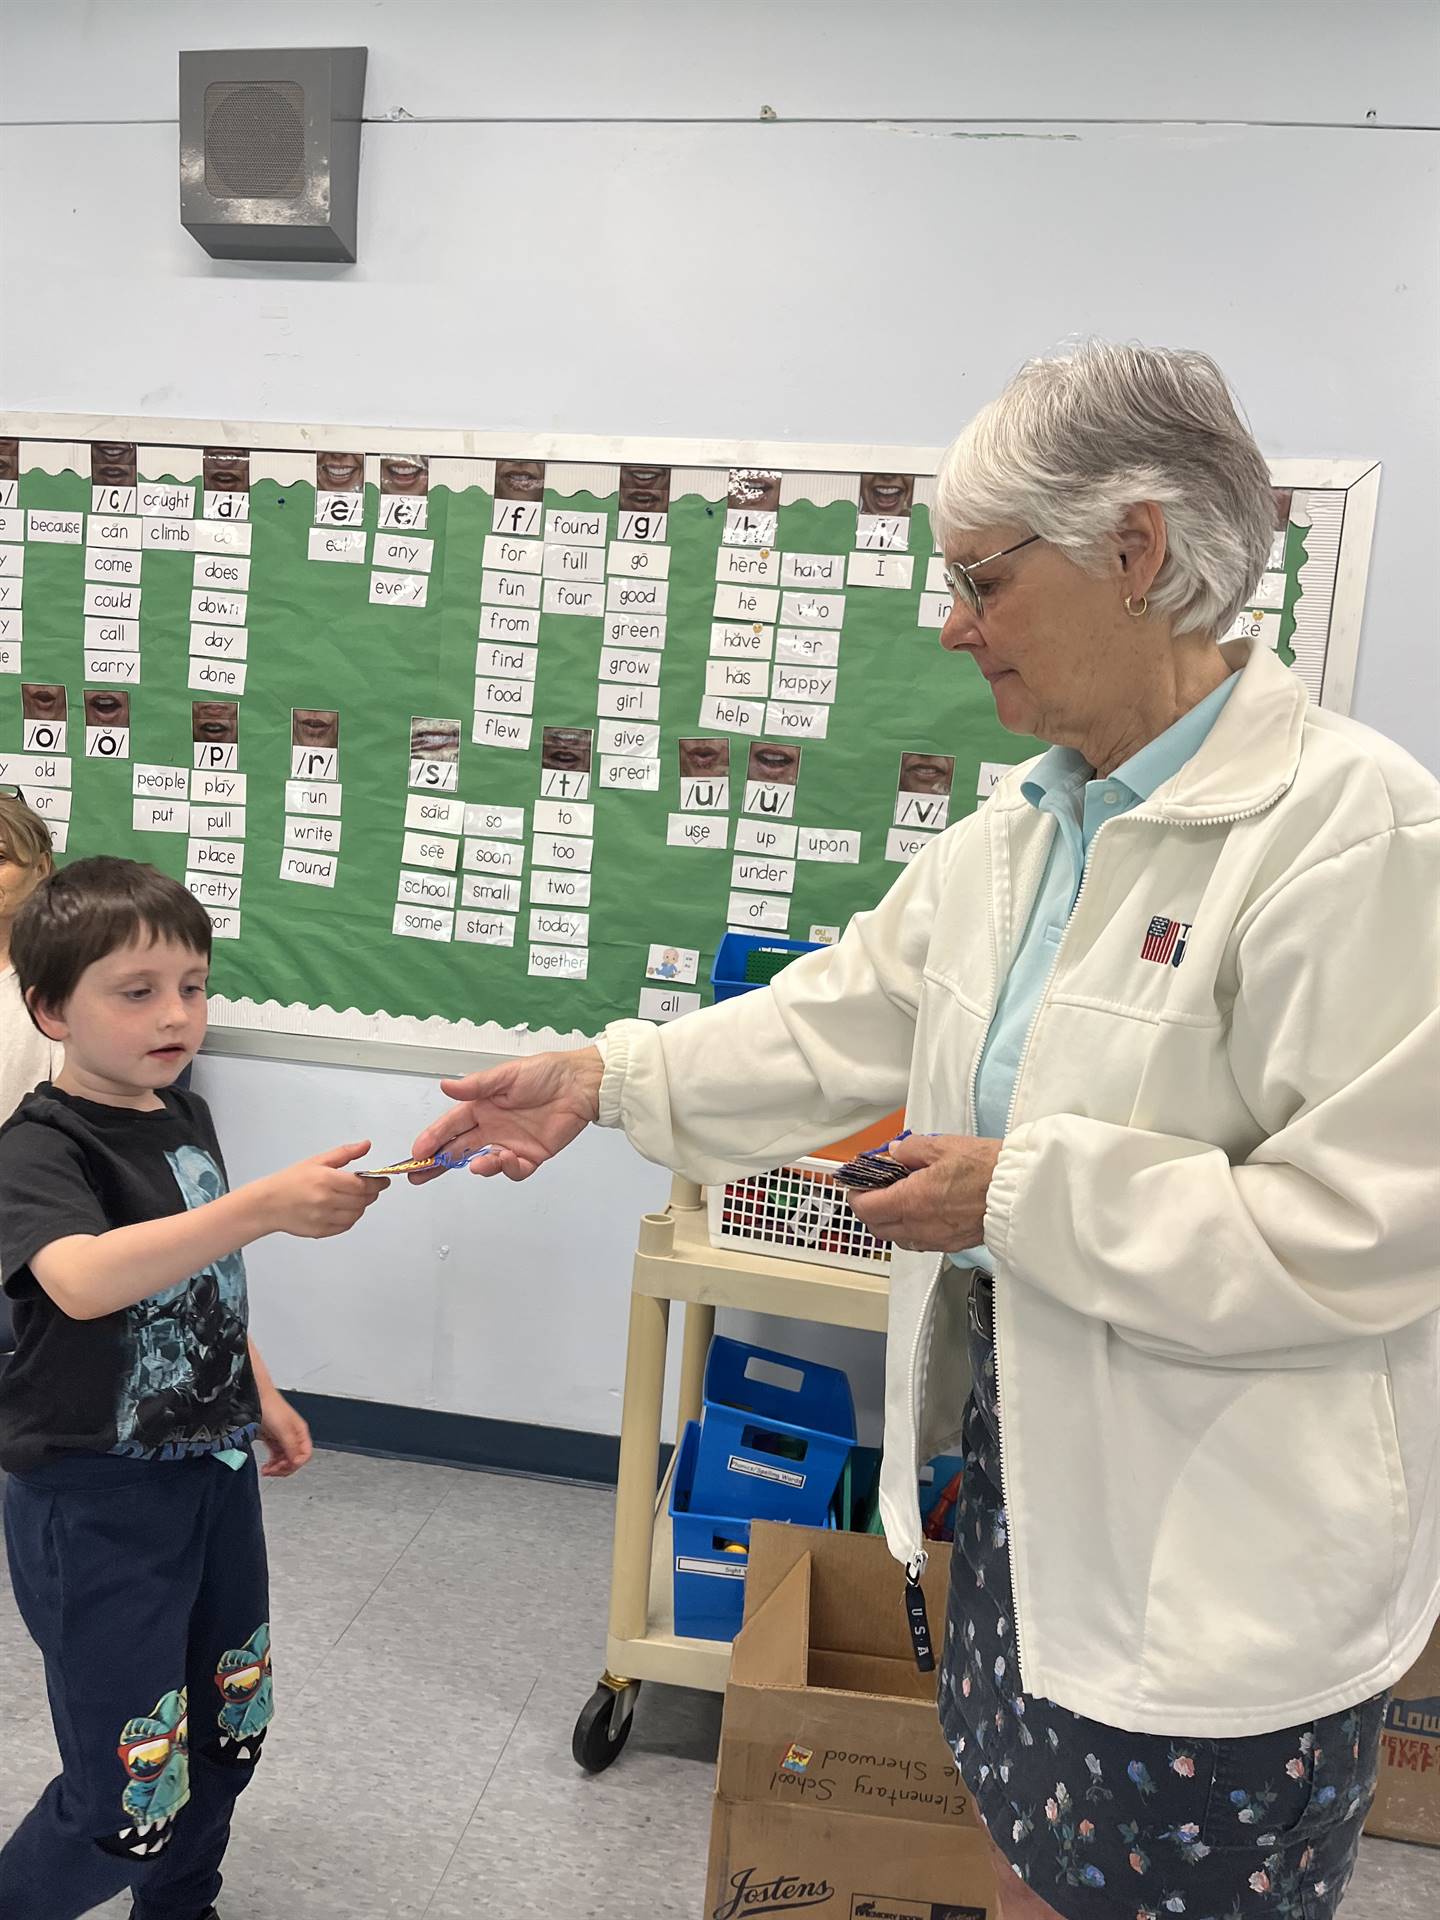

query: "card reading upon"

left=645, top=944, right=699, bottom=985
left=314, top=451, right=366, bottom=525
left=796, top=826, right=861, bottom=864
left=895, top=751, right=955, bottom=829
left=409, top=716, right=460, bottom=791
left=202, top=448, right=250, bottom=522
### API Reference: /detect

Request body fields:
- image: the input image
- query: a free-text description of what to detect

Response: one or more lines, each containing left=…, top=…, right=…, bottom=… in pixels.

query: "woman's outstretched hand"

left=408, top=1046, right=606, bottom=1183
left=844, top=1132, right=1002, bottom=1253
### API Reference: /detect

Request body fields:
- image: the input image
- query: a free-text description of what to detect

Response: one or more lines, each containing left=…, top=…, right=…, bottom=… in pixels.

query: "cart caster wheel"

left=573, top=1678, right=639, bottom=1773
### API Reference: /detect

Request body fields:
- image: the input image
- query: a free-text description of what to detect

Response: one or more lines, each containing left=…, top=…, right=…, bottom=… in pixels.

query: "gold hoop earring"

left=1125, top=594, right=1148, bottom=618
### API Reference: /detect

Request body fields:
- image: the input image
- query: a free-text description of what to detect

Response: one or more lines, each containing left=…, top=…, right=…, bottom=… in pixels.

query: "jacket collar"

left=991, top=641, right=1306, bottom=826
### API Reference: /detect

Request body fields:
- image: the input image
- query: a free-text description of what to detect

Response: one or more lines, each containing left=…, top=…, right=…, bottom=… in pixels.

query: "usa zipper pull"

left=905, top=1554, right=935, bottom=1672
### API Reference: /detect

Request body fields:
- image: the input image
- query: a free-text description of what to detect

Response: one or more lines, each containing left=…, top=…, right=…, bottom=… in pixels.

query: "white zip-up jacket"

left=599, top=640, right=1440, bottom=1735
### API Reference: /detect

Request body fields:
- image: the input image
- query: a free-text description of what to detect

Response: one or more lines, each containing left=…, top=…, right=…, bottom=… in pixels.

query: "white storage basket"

left=705, top=1157, right=893, bottom=1275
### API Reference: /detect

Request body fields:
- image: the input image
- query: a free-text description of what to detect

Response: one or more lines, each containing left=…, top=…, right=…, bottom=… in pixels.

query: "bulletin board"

left=0, top=416, right=1380, bottom=1066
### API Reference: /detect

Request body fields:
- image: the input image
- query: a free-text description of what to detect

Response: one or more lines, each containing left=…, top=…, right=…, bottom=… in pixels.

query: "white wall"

left=3, top=1, right=1437, bottom=1444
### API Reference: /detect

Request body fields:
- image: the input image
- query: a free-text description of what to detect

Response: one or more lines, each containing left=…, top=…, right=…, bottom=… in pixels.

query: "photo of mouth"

left=380, top=455, right=429, bottom=496
left=0, top=439, right=19, bottom=483
left=410, top=716, right=460, bottom=762
left=619, top=465, right=672, bottom=513
left=747, top=741, right=801, bottom=785
left=316, top=450, right=365, bottom=494
left=677, top=737, right=729, bottom=779
left=494, top=459, right=545, bottom=503
left=22, top=683, right=66, bottom=723
left=192, top=702, right=239, bottom=745
left=85, top=689, right=131, bottom=729
left=859, top=472, right=914, bottom=517
left=293, top=709, right=340, bottom=750
left=898, top=751, right=955, bottom=796
left=541, top=727, right=593, bottom=774
left=202, top=448, right=250, bottom=492
left=728, top=469, right=782, bottom=512
left=91, top=441, right=137, bottom=488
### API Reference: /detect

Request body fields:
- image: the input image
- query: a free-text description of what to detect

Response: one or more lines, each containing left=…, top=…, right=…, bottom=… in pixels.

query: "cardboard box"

left=1365, top=1618, right=1440, bottom=1847
left=704, top=1524, right=999, bottom=1920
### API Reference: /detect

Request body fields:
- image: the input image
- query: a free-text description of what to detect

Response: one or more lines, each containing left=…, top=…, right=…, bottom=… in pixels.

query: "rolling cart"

left=572, top=1172, right=890, bottom=1771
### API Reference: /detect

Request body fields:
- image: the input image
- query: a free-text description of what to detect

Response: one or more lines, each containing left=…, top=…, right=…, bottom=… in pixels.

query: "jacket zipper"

left=990, top=789, right=1283, bottom=1689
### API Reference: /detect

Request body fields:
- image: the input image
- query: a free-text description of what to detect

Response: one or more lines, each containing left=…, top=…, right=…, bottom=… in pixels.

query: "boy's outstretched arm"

left=249, top=1339, right=314, bottom=1478
left=28, top=1142, right=387, bottom=1322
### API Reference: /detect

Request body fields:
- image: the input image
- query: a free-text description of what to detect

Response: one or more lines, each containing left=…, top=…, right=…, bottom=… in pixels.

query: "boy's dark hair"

left=13, top=857, right=212, bottom=1031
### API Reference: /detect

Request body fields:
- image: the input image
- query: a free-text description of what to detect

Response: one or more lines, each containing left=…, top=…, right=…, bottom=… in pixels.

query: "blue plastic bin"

left=668, top=1421, right=752, bottom=1642
left=692, top=1336, right=856, bottom=1526
left=710, top=931, right=822, bottom=1002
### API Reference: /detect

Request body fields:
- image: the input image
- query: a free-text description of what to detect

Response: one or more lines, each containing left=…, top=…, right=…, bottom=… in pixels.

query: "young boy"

left=0, top=792, right=65, bottom=1355
left=0, top=857, right=388, bottom=1920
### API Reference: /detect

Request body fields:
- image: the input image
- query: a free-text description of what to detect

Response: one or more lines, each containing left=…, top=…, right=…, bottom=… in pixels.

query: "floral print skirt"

left=937, top=1272, right=1386, bottom=1920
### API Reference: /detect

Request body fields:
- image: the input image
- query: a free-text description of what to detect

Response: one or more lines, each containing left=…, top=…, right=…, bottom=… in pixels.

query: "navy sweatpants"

left=0, top=1450, right=271, bottom=1920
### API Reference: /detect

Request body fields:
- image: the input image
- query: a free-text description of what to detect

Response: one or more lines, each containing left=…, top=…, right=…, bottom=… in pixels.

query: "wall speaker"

left=179, top=47, right=367, bottom=262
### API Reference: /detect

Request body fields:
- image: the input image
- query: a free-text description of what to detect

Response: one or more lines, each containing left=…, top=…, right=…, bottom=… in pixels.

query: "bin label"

left=729, top=1455, right=806, bottom=1490
left=676, top=1555, right=747, bottom=1579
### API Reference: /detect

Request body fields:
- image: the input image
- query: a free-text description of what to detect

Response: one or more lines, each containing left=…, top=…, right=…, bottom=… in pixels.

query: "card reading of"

left=727, top=891, right=790, bottom=933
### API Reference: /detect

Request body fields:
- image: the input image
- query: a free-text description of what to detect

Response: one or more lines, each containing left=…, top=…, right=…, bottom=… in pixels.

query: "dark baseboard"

left=284, top=1390, right=669, bottom=1488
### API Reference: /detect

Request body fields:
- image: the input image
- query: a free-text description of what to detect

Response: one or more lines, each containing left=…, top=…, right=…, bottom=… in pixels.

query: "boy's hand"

left=257, top=1387, right=313, bottom=1478
left=257, top=1142, right=389, bottom=1239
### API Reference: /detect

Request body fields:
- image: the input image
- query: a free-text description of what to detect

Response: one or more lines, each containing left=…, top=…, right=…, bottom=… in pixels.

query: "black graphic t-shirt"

left=0, top=1084, right=258, bottom=1473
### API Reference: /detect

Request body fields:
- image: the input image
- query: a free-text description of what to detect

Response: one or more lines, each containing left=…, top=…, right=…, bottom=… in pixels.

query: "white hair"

left=932, top=340, right=1275, bottom=637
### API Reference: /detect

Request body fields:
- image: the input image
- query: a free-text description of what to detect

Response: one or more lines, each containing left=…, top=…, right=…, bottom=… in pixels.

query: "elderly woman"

left=416, top=343, right=1439, bottom=1920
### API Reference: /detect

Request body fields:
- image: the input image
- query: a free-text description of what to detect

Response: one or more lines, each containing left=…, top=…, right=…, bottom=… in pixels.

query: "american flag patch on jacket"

left=1141, top=916, right=1191, bottom=966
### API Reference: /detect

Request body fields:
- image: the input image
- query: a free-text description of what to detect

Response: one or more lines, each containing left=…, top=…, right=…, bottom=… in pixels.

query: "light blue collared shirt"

left=955, top=670, right=1240, bottom=1268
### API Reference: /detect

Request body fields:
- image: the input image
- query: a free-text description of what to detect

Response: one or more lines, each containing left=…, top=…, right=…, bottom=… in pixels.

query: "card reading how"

left=409, top=715, right=460, bottom=791
left=202, top=448, right=250, bottom=521
left=617, top=464, right=671, bottom=544
left=292, top=710, right=340, bottom=781
left=378, top=455, right=429, bottom=529
left=895, top=751, right=955, bottom=829
left=491, top=458, right=545, bottom=539
left=539, top=727, right=592, bottom=801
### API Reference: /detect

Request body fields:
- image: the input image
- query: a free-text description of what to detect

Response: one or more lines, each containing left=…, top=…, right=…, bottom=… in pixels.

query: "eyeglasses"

left=940, top=534, right=1042, bottom=617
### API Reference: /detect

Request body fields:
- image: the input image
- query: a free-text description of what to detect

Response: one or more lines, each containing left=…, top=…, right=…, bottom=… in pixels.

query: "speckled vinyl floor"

left=1, top=1450, right=1436, bottom=1919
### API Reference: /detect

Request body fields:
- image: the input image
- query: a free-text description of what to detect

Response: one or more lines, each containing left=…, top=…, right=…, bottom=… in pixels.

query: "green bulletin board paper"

left=8, top=460, right=1032, bottom=1045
